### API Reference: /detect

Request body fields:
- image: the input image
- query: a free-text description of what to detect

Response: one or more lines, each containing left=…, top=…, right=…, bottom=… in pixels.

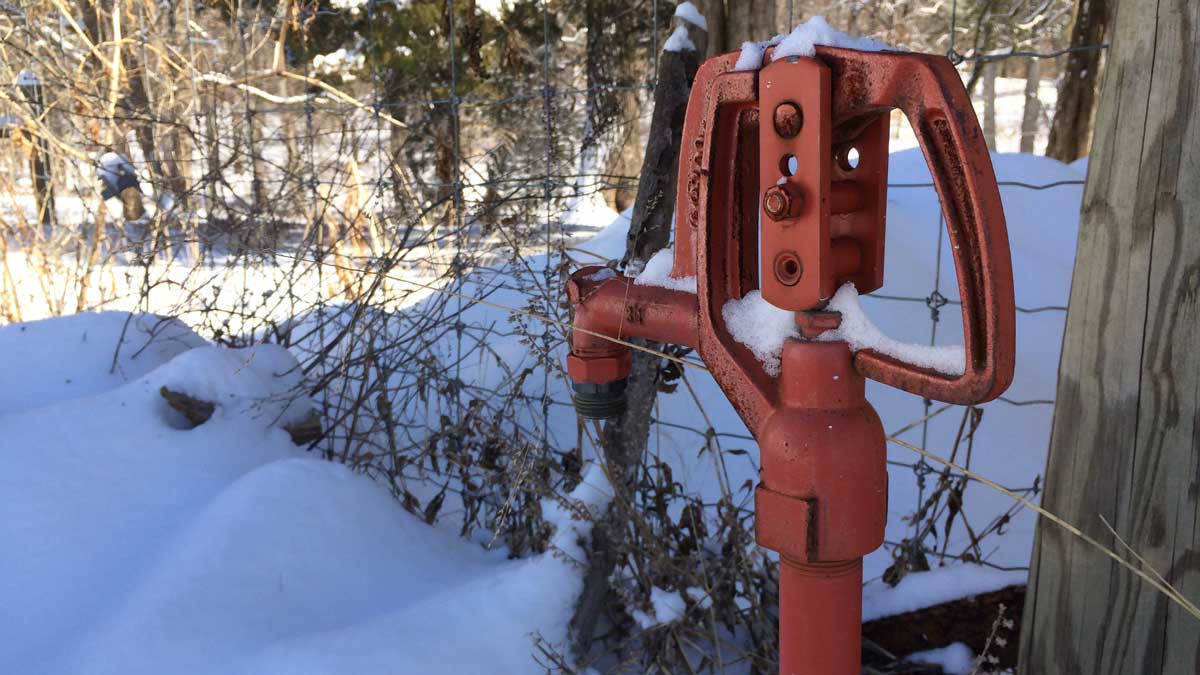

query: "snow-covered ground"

left=0, top=313, right=612, bottom=674
left=0, top=146, right=1084, bottom=672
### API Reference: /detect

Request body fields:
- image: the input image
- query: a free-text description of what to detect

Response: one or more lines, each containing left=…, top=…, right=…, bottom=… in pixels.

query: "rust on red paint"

left=565, top=46, right=1015, bottom=675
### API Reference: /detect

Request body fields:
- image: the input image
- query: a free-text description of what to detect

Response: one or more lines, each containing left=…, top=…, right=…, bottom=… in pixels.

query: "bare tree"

left=1045, top=0, right=1109, bottom=161
left=982, top=61, right=998, bottom=151
left=1020, top=57, right=1041, bottom=154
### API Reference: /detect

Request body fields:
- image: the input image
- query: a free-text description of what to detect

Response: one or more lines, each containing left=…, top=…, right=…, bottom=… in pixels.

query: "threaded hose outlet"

left=571, top=379, right=628, bottom=419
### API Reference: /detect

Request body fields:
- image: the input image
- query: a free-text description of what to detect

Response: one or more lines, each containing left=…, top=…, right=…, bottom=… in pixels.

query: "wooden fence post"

left=1019, top=1, right=1200, bottom=672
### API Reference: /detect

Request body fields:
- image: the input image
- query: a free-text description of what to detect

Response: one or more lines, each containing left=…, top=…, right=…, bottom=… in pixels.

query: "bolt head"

left=763, top=185, right=802, bottom=221
left=773, top=102, right=803, bottom=139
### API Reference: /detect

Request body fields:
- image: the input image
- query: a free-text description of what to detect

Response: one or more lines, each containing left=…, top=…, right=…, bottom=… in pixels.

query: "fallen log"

left=862, top=583, right=1024, bottom=672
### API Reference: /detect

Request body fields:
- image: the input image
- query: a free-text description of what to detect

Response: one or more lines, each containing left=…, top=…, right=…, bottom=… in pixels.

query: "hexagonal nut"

left=763, top=184, right=803, bottom=220
left=566, top=350, right=632, bottom=384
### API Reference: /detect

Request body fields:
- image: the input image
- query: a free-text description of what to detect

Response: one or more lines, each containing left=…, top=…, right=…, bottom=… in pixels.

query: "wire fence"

left=0, top=0, right=1101, bottom=670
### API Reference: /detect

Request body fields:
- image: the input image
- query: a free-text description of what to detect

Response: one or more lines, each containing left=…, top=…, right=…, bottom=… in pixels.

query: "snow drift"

left=0, top=316, right=610, bottom=674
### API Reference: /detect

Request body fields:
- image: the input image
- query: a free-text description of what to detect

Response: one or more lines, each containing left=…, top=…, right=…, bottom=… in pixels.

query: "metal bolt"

left=773, top=102, right=803, bottom=139
left=763, top=184, right=803, bottom=221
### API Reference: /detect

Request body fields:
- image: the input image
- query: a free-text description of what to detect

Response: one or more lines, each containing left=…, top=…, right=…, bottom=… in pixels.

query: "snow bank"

left=862, top=565, right=1027, bottom=622
left=562, top=197, right=621, bottom=230
left=0, top=313, right=606, bottom=674
left=158, top=344, right=314, bottom=428
left=0, top=312, right=204, bottom=415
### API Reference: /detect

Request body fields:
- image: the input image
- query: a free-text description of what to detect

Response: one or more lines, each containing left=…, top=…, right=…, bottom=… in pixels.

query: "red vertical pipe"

left=758, top=341, right=885, bottom=675
left=778, top=557, right=863, bottom=675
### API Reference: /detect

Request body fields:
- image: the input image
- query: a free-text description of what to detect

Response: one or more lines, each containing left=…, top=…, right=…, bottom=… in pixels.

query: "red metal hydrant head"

left=566, top=45, right=1015, bottom=412
left=565, top=42, right=1016, bottom=674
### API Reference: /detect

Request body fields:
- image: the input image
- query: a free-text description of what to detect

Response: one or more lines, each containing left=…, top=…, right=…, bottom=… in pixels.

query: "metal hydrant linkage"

left=567, top=44, right=1016, bottom=675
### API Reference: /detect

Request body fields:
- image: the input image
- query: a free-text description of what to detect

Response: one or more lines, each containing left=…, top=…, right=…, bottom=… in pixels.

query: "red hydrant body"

left=760, top=341, right=886, bottom=674
left=567, top=43, right=1015, bottom=675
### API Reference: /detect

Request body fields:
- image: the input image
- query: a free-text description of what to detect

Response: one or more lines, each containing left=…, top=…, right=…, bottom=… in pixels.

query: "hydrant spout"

left=566, top=266, right=699, bottom=361
left=566, top=265, right=699, bottom=418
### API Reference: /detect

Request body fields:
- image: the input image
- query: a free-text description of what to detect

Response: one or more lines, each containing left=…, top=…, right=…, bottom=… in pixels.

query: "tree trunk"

left=568, top=24, right=702, bottom=657
left=1045, top=0, right=1110, bottom=162
left=247, top=105, right=268, bottom=213
left=583, top=0, right=646, bottom=212
left=1020, top=57, right=1041, bottom=154
left=725, top=0, right=793, bottom=49
left=599, top=9, right=647, bottom=213
left=123, top=47, right=154, bottom=222
left=1019, top=1, right=1200, bottom=673
left=582, top=0, right=616, bottom=164
left=18, top=76, right=54, bottom=228
left=76, top=0, right=103, bottom=71
left=982, top=62, right=997, bottom=151
left=601, top=119, right=641, bottom=212
left=694, top=0, right=725, bottom=58
left=203, top=82, right=223, bottom=223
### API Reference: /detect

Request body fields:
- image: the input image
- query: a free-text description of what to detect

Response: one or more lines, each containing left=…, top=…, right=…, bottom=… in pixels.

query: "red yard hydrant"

left=566, top=45, right=1015, bottom=674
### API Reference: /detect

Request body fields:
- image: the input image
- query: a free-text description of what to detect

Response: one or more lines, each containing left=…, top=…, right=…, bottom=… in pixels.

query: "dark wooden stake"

left=621, top=41, right=701, bottom=274
left=569, top=20, right=703, bottom=657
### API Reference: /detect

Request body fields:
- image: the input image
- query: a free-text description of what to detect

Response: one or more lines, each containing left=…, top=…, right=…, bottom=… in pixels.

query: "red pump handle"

left=819, top=47, right=1016, bottom=405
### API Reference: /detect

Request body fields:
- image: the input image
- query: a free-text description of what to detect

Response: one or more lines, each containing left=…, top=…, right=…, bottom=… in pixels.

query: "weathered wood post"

left=1019, top=1, right=1200, bottom=672
left=17, top=71, right=54, bottom=227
